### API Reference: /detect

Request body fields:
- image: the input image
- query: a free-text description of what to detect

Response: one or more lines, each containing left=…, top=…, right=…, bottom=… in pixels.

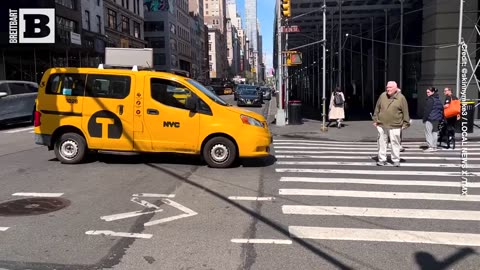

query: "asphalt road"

left=1, top=94, right=480, bottom=270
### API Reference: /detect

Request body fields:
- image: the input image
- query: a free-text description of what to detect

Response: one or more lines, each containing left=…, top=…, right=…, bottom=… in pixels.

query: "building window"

left=146, top=37, right=164, bottom=48
left=145, top=21, right=164, bottom=32
left=56, top=16, right=77, bottom=32
left=208, top=43, right=211, bottom=51
left=154, top=53, right=166, bottom=65
left=55, top=0, right=75, bottom=9
left=126, top=0, right=129, bottom=10
left=209, top=55, right=212, bottom=61
left=122, top=16, right=130, bottom=34
left=136, top=0, right=140, bottom=14
left=134, top=22, right=140, bottom=38
left=97, top=0, right=100, bottom=6
left=133, top=0, right=137, bottom=14
left=96, top=15, right=101, bottom=33
left=107, top=9, right=116, bottom=29
left=84, top=10, right=90, bottom=31
left=122, top=0, right=125, bottom=7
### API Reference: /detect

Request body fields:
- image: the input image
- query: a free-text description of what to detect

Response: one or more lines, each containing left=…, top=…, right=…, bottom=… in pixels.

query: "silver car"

left=0, top=80, right=38, bottom=124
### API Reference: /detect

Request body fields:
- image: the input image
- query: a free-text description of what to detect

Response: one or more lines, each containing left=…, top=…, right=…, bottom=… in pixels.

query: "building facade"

left=104, top=0, right=146, bottom=49
left=245, top=0, right=258, bottom=82
left=81, top=0, right=106, bottom=67
left=204, top=0, right=228, bottom=79
left=189, top=0, right=208, bottom=83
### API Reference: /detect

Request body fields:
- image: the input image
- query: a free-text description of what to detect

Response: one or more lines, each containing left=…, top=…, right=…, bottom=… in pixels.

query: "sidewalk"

left=266, top=98, right=480, bottom=142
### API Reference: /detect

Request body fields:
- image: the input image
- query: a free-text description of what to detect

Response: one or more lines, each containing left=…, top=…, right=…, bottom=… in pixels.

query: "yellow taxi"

left=34, top=66, right=272, bottom=168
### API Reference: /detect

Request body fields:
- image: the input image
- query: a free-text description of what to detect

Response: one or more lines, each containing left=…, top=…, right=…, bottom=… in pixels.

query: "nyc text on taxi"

left=34, top=66, right=272, bottom=168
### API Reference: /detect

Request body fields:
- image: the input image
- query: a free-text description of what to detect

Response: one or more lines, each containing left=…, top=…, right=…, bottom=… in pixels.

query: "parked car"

left=236, top=88, right=263, bottom=107
left=0, top=80, right=38, bottom=125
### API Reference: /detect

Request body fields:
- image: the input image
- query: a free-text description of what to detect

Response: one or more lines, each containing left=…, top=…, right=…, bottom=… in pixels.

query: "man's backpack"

left=334, top=93, right=344, bottom=106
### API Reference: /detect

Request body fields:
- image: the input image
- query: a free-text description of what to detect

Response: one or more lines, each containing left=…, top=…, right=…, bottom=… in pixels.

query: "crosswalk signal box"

left=286, top=51, right=302, bottom=66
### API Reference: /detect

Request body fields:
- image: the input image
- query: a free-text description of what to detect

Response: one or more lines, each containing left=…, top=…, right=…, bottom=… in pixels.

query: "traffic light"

left=286, top=51, right=302, bottom=66
left=281, top=0, right=291, bottom=18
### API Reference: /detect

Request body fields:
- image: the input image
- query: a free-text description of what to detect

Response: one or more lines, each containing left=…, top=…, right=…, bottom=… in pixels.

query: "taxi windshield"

left=187, top=79, right=229, bottom=106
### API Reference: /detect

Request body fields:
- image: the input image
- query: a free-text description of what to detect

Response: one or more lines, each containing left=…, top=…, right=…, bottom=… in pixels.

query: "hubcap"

left=60, top=139, right=79, bottom=160
left=210, top=144, right=229, bottom=163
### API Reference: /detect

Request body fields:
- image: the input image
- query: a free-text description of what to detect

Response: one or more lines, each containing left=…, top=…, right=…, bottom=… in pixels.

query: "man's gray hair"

left=387, top=81, right=398, bottom=88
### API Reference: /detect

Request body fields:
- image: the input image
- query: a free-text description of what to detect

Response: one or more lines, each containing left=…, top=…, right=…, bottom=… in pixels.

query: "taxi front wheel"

left=203, top=137, right=237, bottom=168
left=54, top=133, right=87, bottom=164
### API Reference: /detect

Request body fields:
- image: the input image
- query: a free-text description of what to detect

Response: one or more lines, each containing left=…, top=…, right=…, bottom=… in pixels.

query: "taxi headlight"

left=240, top=115, right=263, bottom=127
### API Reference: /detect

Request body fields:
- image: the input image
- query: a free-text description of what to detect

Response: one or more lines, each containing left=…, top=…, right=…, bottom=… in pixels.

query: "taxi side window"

left=45, top=74, right=87, bottom=96
left=151, top=78, right=191, bottom=110
left=86, top=75, right=131, bottom=99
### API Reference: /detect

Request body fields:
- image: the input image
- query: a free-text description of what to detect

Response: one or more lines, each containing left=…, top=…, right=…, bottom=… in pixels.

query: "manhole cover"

left=0, top=198, right=70, bottom=216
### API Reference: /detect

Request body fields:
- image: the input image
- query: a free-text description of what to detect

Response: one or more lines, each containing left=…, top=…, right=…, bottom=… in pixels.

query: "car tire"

left=54, top=132, right=87, bottom=164
left=202, top=137, right=237, bottom=168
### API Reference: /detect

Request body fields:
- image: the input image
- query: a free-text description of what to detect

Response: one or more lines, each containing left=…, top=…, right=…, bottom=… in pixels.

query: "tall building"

left=226, top=0, right=241, bottom=77
left=245, top=0, right=258, bottom=81
left=144, top=0, right=192, bottom=73
left=189, top=0, right=208, bottom=83
left=104, top=0, right=146, bottom=48
left=204, top=0, right=228, bottom=79
left=81, top=0, right=106, bottom=67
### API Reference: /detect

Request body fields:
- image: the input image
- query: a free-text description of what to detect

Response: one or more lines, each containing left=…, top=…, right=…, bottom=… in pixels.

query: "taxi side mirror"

left=185, top=94, right=198, bottom=111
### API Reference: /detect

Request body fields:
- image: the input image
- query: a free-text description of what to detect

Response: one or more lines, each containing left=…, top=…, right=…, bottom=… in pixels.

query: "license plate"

left=247, top=101, right=251, bottom=104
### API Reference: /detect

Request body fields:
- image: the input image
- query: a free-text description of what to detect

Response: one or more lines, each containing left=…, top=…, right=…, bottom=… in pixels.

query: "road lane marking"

left=275, top=150, right=480, bottom=155
left=228, top=196, right=276, bottom=201
left=132, top=193, right=176, bottom=198
left=144, top=199, right=197, bottom=227
left=279, top=189, right=480, bottom=201
left=282, top=206, right=480, bottom=221
left=0, top=227, right=9, bottom=231
left=85, top=230, right=152, bottom=239
left=275, top=168, right=480, bottom=176
left=12, top=192, right=64, bottom=197
left=279, top=177, right=480, bottom=188
left=231, top=239, right=292, bottom=244
left=131, top=197, right=161, bottom=209
left=276, top=155, right=480, bottom=161
left=289, top=226, right=480, bottom=246
left=101, top=209, right=164, bottom=222
left=3, top=127, right=34, bottom=133
left=276, top=161, right=480, bottom=168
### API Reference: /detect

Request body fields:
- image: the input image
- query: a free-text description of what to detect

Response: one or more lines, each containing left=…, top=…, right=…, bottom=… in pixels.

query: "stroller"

left=437, top=119, right=455, bottom=149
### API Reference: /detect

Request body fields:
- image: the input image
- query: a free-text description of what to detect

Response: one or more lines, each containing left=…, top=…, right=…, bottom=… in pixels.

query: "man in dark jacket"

left=423, top=87, right=443, bottom=152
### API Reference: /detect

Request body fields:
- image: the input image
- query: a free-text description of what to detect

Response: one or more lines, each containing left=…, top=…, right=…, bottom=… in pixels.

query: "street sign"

left=281, top=25, right=301, bottom=33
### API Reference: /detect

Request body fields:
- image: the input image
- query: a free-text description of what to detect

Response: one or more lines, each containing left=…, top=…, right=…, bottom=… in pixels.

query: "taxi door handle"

left=147, top=108, right=159, bottom=115
left=118, top=105, right=124, bottom=115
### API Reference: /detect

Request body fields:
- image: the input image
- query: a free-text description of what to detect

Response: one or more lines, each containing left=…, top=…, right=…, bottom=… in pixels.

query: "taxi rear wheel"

left=203, top=137, right=237, bottom=168
left=54, top=133, right=87, bottom=164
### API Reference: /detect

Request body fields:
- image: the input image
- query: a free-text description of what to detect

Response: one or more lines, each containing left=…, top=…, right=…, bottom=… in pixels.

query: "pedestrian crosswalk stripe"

left=276, top=161, right=480, bottom=168
left=282, top=206, right=480, bottom=221
left=279, top=177, right=480, bottom=188
left=274, top=146, right=478, bottom=151
left=288, top=226, right=480, bottom=246
left=275, top=150, right=474, bottom=155
left=274, top=139, right=480, bottom=146
left=0, top=227, right=9, bottom=231
left=276, top=168, right=480, bottom=176
left=279, top=189, right=480, bottom=201
left=276, top=154, right=480, bottom=161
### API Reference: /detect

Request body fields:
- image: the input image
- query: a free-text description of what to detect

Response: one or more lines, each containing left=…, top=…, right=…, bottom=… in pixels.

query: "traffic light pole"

left=321, top=0, right=328, bottom=132
left=276, top=1, right=286, bottom=126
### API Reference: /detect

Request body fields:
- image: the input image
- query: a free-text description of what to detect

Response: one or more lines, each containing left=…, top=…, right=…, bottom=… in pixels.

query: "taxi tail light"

left=34, top=111, right=42, bottom=127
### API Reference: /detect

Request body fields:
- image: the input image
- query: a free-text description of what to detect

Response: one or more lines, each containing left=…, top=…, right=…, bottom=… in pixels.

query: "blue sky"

left=235, top=0, right=275, bottom=70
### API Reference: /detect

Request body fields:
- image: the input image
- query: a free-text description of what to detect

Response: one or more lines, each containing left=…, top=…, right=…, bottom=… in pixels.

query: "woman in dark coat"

left=423, top=87, right=444, bottom=152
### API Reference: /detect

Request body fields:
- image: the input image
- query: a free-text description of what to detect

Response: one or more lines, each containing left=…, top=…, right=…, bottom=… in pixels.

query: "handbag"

left=444, top=99, right=461, bottom=118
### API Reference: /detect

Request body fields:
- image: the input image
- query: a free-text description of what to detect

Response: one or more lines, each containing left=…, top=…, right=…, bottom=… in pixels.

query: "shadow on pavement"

left=415, top=248, right=476, bottom=270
